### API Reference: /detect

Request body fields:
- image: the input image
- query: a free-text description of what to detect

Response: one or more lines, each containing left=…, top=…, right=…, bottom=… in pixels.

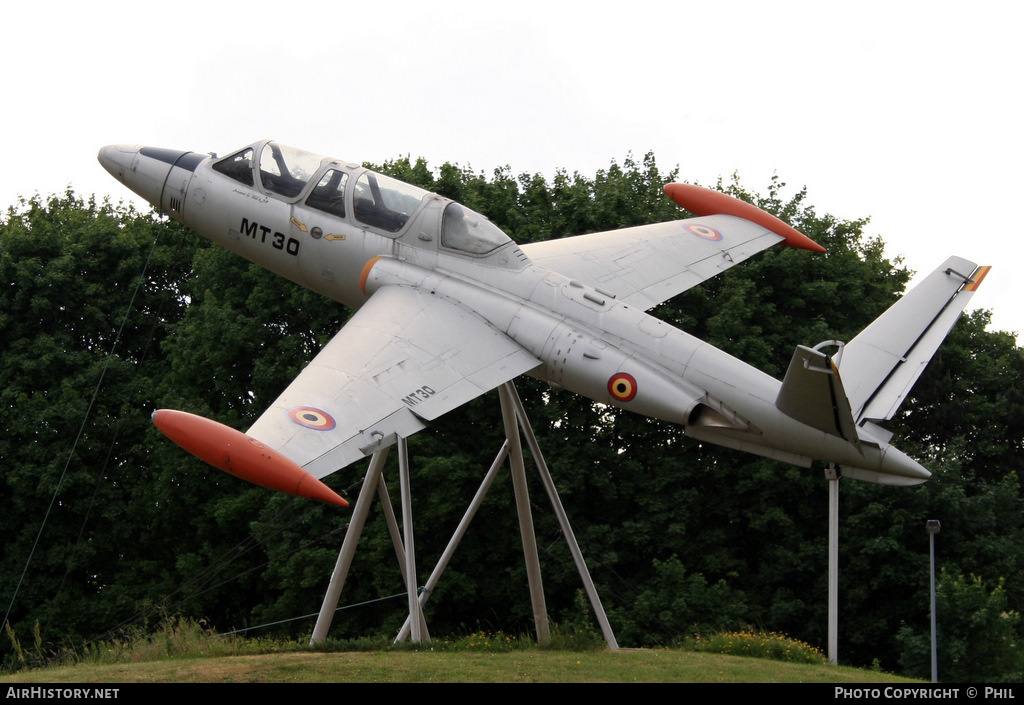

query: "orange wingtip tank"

left=152, top=409, right=348, bottom=507
left=664, top=183, right=826, bottom=253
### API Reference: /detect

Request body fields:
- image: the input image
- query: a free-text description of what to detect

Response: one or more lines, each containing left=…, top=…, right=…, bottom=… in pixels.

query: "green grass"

left=1, top=619, right=919, bottom=683
left=1, top=649, right=922, bottom=683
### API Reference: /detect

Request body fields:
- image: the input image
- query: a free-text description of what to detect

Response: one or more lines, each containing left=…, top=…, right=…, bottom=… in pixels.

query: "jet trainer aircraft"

left=98, top=141, right=989, bottom=506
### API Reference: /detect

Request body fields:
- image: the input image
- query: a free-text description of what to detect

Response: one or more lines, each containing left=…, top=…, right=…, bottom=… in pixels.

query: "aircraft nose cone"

left=97, top=144, right=177, bottom=208
left=97, top=144, right=141, bottom=185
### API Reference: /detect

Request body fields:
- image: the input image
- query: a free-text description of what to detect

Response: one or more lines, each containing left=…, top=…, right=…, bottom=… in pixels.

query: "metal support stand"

left=504, top=382, right=619, bottom=649
left=310, top=380, right=619, bottom=649
left=310, top=449, right=390, bottom=645
left=500, top=383, right=551, bottom=645
left=398, top=438, right=427, bottom=642
left=375, top=455, right=427, bottom=641
left=825, top=465, right=840, bottom=664
left=394, top=440, right=510, bottom=643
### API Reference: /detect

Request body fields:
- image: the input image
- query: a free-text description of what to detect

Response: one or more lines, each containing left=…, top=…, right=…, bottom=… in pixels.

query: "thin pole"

left=928, top=519, right=941, bottom=683
left=826, top=465, right=840, bottom=664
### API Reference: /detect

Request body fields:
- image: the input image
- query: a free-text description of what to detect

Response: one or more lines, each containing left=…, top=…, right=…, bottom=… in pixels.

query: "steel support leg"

left=371, top=441, right=431, bottom=642
left=398, top=438, right=427, bottom=642
left=499, top=383, right=550, bottom=645
left=504, top=382, right=619, bottom=649
left=309, top=449, right=390, bottom=645
left=395, top=440, right=510, bottom=642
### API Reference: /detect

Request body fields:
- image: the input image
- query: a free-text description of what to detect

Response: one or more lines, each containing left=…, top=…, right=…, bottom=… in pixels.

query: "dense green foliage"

left=2, top=157, right=1021, bottom=681
left=898, top=572, right=1023, bottom=682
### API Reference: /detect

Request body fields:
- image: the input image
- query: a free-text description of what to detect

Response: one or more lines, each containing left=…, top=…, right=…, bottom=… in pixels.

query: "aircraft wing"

left=245, top=285, right=541, bottom=479
left=519, top=214, right=785, bottom=310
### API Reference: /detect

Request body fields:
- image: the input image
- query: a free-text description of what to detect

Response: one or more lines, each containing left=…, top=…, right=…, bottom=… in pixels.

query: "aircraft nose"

left=97, top=144, right=178, bottom=208
left=97, top=144, right=140, bottom=185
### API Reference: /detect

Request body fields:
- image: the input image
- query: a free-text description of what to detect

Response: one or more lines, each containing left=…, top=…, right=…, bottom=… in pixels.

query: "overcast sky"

left=4, top=1, right=1020, bottom=339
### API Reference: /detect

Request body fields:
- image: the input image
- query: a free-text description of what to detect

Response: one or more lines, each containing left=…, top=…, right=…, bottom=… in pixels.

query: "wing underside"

left=520, top=214, right=785, bottom=310
left=246, top=285, right=541, bottom=479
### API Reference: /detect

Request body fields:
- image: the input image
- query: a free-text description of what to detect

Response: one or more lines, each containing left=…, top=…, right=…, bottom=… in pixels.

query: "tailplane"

left=776, top=344, right=859, bottom=444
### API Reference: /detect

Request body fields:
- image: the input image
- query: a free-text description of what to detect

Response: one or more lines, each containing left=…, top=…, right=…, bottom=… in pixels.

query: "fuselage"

left=98, top=140, right=929, bottom=484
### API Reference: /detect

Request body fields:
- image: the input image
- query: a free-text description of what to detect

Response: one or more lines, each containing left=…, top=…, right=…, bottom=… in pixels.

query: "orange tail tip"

left=152, top=409, right=348, bottom=507
left=664, top=183, right=826, bottom=253
left=964, top=265, right=991, bottom=292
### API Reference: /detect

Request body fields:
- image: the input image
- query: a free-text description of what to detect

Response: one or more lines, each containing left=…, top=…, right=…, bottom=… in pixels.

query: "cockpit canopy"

left=441, top=203, right=510, bottom=254
left=212, top=141, right=512, bottom=254
left=351, top=171, right=425, bottom=234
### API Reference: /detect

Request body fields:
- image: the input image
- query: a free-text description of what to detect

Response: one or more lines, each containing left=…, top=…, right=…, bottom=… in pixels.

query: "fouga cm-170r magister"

left=98, top=141, right=990, bottom=506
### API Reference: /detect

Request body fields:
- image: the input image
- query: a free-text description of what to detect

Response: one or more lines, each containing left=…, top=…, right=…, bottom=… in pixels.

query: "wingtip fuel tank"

left=152, top=409, right=348, bottom=507
left=664, top=183, right=827, bottom=253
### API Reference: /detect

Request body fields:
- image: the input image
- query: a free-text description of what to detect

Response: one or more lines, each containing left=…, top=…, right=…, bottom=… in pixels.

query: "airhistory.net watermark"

left=6, top=688, right=119, bottom=699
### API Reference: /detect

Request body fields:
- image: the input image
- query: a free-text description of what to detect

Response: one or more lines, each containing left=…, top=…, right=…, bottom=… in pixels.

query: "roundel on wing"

left=608, top=373, right=638, bottom=402
left=685, top=223, right=722, bottom=241
left=287, top=406, right=337, bottom=431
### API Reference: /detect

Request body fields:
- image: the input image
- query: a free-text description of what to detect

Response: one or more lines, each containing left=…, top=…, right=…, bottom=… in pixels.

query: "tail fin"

left=771, top=257, right=987, bottom=486
left=840, top=257, right=989, bottom=423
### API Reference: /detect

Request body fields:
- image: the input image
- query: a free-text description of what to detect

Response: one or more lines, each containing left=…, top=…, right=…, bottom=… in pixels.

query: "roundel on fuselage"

left=608, top=373, right=638, bottom=402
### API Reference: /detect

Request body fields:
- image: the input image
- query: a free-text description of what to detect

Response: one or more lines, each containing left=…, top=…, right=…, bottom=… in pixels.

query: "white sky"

left=3, top=1, right=1020, bottom=339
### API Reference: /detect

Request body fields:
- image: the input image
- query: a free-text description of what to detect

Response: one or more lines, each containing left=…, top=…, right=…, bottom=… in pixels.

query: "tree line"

left=2, top=155, right=1022, bottom=680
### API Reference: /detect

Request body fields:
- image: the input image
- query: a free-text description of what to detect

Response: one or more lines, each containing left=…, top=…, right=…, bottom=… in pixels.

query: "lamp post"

left=826, top=465, right=840, bottom=664
left=927, top=519, right=941, bottom=683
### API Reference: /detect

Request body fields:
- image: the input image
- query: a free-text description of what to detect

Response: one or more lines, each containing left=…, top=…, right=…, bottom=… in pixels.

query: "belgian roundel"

left=608, top=373, right=638, bottom=402
left=685, top=223, right=722, bottom=241
left=287, top=406, right=337, bottom=431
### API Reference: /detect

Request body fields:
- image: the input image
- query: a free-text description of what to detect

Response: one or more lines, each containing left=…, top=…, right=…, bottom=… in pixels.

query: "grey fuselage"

left=97, top=140, right=929, bottom=484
